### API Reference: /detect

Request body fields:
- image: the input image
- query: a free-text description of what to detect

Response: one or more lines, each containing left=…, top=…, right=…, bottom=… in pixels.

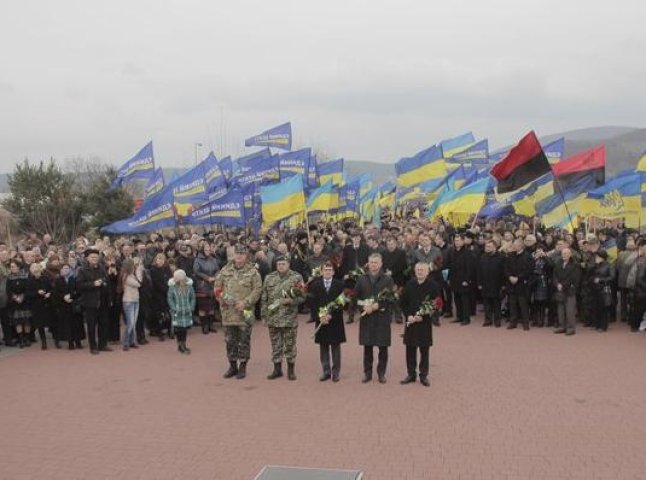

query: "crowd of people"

left=0, top=215, right=644, bottom=386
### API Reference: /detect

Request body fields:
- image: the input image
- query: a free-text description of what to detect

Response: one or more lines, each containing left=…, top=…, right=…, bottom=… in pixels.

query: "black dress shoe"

left=460, top=321, right=470, bottom=326
left=507, top=323, right=517, bottom=330
left=361, top=374, right=372, bottom=383
left=420, top=377, right=431, bottom=387
left=450, top=319, right=462, bottom=324
left=99, top=346, right=113, bottom=352
left=332, top=374, right=340, bottom=383
left=90, top=349, right=100, bottom=355
left=443, top=312, right=453, bottom=319
left=319, top=373, right=331, bottom=382
left=400, top=375, right=416, bottom=385
left=129, top=343, right=139, bottom=349
left=138, top=339, right=149, bottom=345
left=378, top=375, right=387, bottom=384
left=482, top=322, right=492, bottom=327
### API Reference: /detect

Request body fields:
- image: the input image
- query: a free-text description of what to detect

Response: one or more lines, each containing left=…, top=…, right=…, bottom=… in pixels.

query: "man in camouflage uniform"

left=214, top=245, right=262, bottom=380
left=261, top=256, right=305, bottom=381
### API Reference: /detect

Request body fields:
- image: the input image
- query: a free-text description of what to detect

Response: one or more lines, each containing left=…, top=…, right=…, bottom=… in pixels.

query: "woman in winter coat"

left=25, top=262, right=54, bottom=349
left=53, top=263, right=85, bottom=350
left=167, top=269, right=195, bottom=354
left=592, top=250, right=615, bottom=332
left=150, top=253, right=173, bottom=339
left=6, top=260, right=31, bottom=348
left=193, top=243, right=219, bottom=334
left=531, top=244, right=552, bottom=328
left=120, top=258, right=143, bottom=351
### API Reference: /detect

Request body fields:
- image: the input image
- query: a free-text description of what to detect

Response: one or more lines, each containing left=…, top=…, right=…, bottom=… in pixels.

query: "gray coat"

left=193, top=254, right=220, bottom=295
left=355, top=270, right=394, bottom=347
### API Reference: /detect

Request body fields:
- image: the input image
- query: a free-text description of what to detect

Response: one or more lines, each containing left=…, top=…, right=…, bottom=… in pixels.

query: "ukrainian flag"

left=440, top=132, right=476, bottom=158
left=318, top=159, right=344, bottom=186
left=428, top=177, right=490, bottom=220
left=307, top=181, right=339, bottom=213
left=536, top=177, right=591, bottom=232
left=395, top=145, right=447, bottom=188
left=260, top=174, right=306, bottom=226
left=512, top=173, right=555, bottom=217
left=635, top=150, right=646, bottom=172
left=602, top=237, right=618, bottom=263
left=580, top=171, right=641, bottom=228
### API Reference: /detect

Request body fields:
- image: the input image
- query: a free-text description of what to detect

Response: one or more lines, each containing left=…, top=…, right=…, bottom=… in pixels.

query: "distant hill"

left=1, top=125, right=644, bottom=193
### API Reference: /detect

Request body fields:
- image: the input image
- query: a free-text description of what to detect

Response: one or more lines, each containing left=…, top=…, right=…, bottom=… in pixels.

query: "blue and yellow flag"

left=102, top=185, right=176, bottom=234
left=428, top=177, right=490, bottom=220
left=535, top=175, right=594, bottom=231
left=448, top=139, right=489, bottom=167
left=308, top=154, right=319, bottom=188
left=511, top=173, right=555, bottom=217
left=279, top=148, right=311, bottom=182
left=245, top=122, right=292, bottom=151
left=635, top=150, right=646, bottom=172
left=144, top=167, right=165, bottom=199
left=260, top=174, right=306, bottom=226
left=186, top=188, right=245, bottom=227
left=318, top=159, right=344, bottom=186
left=440, top=132, right=476, bottom=158
left=395, top=145, right=446, bottom=188
left=168, top=163, right=209, bottom=217
left=112, top=141, right=155, bottom=188
left=543, top=138, right=565, bottom=164
left=218, top=156, right=233, bottom=180
left=234, top=154, right=280, bottom=187
left=307, top=181, right=339, bottom=213
left=580, top=171, right=641, bottom=227
left=202, top=151, right=228, bottom=198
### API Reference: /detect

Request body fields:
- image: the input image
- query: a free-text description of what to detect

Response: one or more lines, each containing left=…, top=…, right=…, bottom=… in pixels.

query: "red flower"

left=214, top=287, right=223, bottom=299
left=343, top=288, right=356, bottom=298
left=433, top=296, right=444, bottom=310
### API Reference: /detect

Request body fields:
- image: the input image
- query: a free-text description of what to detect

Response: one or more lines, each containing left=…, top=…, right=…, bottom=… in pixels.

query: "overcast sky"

left=0, top=0, right=644, bottom=172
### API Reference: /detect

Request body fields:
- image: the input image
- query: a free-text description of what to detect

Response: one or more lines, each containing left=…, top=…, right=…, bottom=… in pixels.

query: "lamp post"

left=194, top=142, right=203, bottom=165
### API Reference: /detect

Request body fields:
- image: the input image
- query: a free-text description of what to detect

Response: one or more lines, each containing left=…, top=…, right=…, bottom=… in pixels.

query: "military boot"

left=267, top=362, right=283, bottom=380
left=223, top=361, right=238, bottom=378
left=287, top=362, right=296, bottom=381
left=236, top=361, right=247, bottom=379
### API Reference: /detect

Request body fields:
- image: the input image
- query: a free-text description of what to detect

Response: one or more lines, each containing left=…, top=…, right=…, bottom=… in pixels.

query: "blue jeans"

left=122, top=302, right=140, bottom=347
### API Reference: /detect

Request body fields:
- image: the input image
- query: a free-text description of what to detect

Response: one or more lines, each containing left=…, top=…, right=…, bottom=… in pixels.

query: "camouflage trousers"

left=268, top=326, right=298, bottom=363
left=224, top=325, right=252, bottom=362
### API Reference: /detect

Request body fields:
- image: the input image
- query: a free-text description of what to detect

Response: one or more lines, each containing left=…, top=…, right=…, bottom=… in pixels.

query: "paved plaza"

left=1, top=316, right=645, bottom=480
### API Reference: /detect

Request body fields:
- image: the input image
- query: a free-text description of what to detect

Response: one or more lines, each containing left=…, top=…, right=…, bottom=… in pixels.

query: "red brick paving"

left=1, top=316, right=646, bottom=480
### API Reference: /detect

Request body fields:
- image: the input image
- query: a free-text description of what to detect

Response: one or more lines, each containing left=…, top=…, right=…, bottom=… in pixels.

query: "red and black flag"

left=490, top=131, right=551, bottom=194
left=552, top=145, right=605, bottom=190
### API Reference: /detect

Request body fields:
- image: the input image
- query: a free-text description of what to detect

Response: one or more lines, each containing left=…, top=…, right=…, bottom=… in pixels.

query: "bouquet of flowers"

left=312, top=289, right=355, bottom=338
left=406, top=296, right=443, bottom=327
left=268, top=282, right=308, bottom=313
left=309, top=265, right=322, bottom=280
left=215, top=287, right=255, bottom=322
left=358, top=288, right=399, bottom=317
left=346, top=267, right=365, bottom=282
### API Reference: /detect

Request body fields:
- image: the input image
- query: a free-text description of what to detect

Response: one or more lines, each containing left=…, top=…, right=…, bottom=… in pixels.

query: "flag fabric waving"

left=490, top=131, right=551, bottom=194
left=185, top=188, right=245, bottom=227
left=102, top=184, right=176, bottom=234
left=111, top=141, right=156, bottom=188
left=144, top=167, right=165, bottom=199
left=553, top=145, right=605, bottom=190
left=245, top=122, right=292, bottom=151
left=260, top=174, right=306, bottom=226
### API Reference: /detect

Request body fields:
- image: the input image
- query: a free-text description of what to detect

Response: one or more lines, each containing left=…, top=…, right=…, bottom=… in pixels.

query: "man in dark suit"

left=448, top=235, right=477, bottom=325
left=477, top=239, right=506, bottom=327
left=309, top=262, right=346, bottom=382
left=505, top=238, right=535, bottom=331
left=339, top=231, right=369, bottom=324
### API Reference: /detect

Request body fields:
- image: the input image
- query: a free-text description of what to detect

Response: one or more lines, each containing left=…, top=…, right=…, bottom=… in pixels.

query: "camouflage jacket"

left=214, top=261, right=262, bottom=327
left=261, top=270, right=305, bottom=328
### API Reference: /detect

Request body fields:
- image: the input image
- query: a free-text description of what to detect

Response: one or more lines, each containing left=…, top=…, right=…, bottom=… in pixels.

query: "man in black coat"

left=75, top=249, right=112, bottom=354
left=552, top=247, right=581, bottom=335
left=504, top=238, right=535, bottom=331
left=477, top=239, right=506, bottom=327
left=447, top=235, right=477, bottom=325
left=309, top=262, right=346, bottom=382
left=399, top=262, right=441, bottom=387
left=339, top=231, right=369, bottom=324
left=355, top=253, right=395, bottom=384
left=434, top=233, right=453, bottom=318
left=382, top=236, right=408, bottom=324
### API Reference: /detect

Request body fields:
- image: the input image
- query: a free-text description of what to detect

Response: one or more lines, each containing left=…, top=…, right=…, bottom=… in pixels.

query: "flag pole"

left=552, top=175, right=577, bottom=233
